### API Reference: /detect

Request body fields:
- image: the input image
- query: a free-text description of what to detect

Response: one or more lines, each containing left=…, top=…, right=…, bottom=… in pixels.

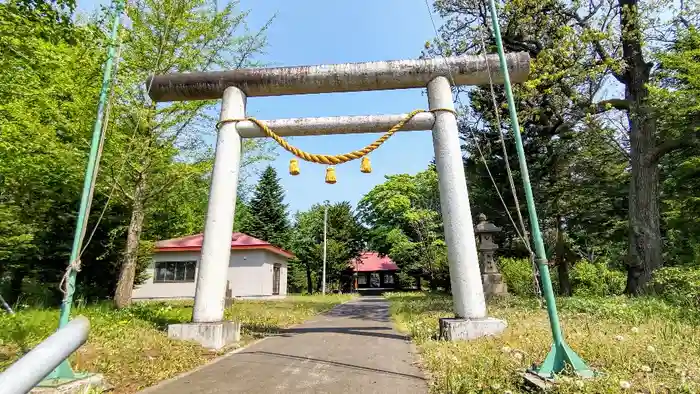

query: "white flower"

left=631, top=327, right=639, bottom=333
left=513, top=352, right=524, bottom=361
left=575, top=380, right=585, bottom=388
left=620, top=380, right=632, bottom=389
left=646, top=345, right=655, bottom=352
left=501, top=346, right=512, bottom=353
left=640, top=365, right=651, bottom=373
left=614, top=335, right=625, bottom=341
left=491, top=383, right=501, bottom=390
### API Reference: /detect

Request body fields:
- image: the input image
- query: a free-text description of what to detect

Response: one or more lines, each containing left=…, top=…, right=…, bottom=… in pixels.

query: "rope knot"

left=215, top=118, right=247, bottom=130
left=59, top=259, right=82, bottom=295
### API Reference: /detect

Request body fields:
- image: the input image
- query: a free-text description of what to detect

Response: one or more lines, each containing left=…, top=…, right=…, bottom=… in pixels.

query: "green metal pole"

left=485, top=0, right=594, bottom=379
left=43, top=0, right=124, bottom=382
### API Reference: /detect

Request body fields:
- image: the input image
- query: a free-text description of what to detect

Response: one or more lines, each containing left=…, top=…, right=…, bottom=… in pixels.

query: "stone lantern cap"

left=475, top=213, right=501, bottom=234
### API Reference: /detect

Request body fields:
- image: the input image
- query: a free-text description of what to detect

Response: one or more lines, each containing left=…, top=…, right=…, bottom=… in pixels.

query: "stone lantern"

left=475, top=213, right=508, bottom=297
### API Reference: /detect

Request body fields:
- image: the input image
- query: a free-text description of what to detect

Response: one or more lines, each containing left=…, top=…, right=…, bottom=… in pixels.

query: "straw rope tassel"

left=289, top=159, right=300, bottom=175
left=325, top=167, right=337, bottom=184
left=360, top=156, right=371, bottom=173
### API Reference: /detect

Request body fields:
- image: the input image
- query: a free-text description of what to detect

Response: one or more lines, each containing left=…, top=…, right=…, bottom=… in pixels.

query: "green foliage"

left=500, top=258, right=538, bottom=296
left=654, top=27, right=700, bottom=267
left=0, top=0, right=276, bottom=306
left=651, top=266, right=700, bottom=308
left=289, top=201, right=365, bottom=293
left=0, top=0, right=124, bottom=305
left=241, top=166, right=290, bottom=248
left=358, top=166, right=450, bottom=289
left=570, top=261, right=626, bottom=297
left=500, top=257, right=625, bottom=297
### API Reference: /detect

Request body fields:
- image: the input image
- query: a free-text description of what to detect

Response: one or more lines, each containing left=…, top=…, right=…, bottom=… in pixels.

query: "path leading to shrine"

left=140, top=296, right=427, bottom=394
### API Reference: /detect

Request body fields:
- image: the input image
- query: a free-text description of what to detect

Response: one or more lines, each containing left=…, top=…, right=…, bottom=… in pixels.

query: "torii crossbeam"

left=147, top=52, right=531, bottom=348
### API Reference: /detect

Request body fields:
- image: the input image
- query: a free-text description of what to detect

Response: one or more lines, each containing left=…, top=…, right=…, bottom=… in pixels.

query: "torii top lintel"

left=146, top=52, right=530, bottom=102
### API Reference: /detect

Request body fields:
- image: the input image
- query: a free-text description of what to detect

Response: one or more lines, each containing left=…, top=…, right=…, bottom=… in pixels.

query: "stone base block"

left=482, top=273, right=508, bottom=297
left=168, top=321, right=241, bottom=350
left=33, top=374, right=106, bottom=393
left=439, top=317, right=507, bottom=341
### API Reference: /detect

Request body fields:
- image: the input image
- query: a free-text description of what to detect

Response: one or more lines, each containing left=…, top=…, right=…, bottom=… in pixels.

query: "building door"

left=370, top=272, right=380, bottom=288
left=272, top=264, right=281, bottom=295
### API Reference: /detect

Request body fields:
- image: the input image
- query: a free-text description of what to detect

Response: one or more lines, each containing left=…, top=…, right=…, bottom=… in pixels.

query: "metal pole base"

left=528, top=342, right=596, bottom=380
left=42, top=359, right=76, bottom=381
left=37, top=372, right=104, bottom=391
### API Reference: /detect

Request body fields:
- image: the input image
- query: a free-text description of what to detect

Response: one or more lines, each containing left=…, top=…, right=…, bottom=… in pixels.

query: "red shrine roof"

left=351, top=252, right=399, bottom=272
left=155, top=232, right=294, bottom=259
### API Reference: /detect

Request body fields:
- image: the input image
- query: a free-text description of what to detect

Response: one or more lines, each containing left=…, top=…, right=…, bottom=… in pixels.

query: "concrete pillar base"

left=439, top=317, right=507, bottom=341
left=168, top=321, right=241, bottom=350
left=33, top=374, right=106, bottom=393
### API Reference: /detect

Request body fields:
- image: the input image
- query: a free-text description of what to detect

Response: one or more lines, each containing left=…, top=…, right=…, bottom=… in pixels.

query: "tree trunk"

left=618, top=0, right=662, bottom=295
left=427, top=271, right=435, bottom=291
left=305, top=263, right=313, bottom=294
left=114, top=174, right=147, bottom=308
left=7, top=266, right=27, bottom=306
left=625, top=140, right=661, bottom=294
left=555, top=215, right=572, bottom=296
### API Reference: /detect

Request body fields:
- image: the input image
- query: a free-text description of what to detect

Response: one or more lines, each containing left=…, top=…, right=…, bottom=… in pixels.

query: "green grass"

left=387, top=292, right=700, bottom=393
left=0, top=294, right=354, bottom=393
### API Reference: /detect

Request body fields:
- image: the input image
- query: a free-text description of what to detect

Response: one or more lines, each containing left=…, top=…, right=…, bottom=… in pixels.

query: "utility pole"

left=322, top=203, right=328, bottom=295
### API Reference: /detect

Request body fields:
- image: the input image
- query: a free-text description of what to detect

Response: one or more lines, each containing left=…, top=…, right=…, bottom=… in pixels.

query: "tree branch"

left=114, top=178, right=134, bottom=201
left=561, top=8, right=626, bottom=84
left=648, top=132, right=700, bottom=164
left=588, top=98, right=631, bottom=114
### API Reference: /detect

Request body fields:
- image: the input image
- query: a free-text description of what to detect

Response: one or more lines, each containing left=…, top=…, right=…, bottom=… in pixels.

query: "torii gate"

left=147, top=52, right=530, bottom=348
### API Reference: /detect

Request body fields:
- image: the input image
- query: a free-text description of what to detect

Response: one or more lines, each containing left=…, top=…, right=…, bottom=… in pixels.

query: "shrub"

left=652, top=266, right=700, bottom=308
left=570, top=260, right=625, bottom=296
left=500, top=258, right=538, bottom=296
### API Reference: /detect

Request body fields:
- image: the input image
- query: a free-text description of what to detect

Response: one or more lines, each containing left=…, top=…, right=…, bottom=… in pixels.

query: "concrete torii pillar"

left=147, top=52, right=530, bottom=348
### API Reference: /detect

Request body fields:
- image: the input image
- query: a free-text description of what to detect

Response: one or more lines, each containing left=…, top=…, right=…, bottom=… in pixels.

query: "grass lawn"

left=0, top=294, right=354, bottom=393
left=387, top=292, right=700, bottom=393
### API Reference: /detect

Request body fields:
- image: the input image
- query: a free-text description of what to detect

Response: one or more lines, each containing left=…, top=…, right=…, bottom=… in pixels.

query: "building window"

left=357, top=274, right=367, bottom=285
left=154, top=261, right=196, bottom=283
left=384, top=273, right=394, bottom=285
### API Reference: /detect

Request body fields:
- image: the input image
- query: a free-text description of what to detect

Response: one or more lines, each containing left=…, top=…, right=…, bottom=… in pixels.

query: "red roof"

left=351, top=252, right=399, bottom=272
left=154, top=232, right=294, bottom=259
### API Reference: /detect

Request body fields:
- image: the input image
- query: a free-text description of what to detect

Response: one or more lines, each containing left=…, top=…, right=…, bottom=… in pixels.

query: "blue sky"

left=78, top=0, right=446, bottom=216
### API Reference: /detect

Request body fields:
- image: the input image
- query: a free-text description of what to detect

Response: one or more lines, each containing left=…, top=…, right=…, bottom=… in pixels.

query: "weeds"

left=387, top=292, right=700, bottom=393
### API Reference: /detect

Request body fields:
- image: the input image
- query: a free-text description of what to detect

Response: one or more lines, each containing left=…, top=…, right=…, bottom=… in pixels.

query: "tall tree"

left=110, top=0, right=274, bottom=308
left=241, top=166, right=290, bottom=247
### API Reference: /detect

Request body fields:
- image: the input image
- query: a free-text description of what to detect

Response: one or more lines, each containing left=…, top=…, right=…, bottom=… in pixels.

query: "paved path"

left=141, top=296, right=427, bottom=394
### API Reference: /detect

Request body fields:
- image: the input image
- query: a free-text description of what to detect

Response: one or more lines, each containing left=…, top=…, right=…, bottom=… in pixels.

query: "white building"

left=132, top=232, right=293, bottom=300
